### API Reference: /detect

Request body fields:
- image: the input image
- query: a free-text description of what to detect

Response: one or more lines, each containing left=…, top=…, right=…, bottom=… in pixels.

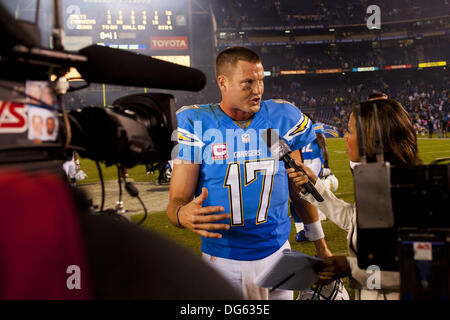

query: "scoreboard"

left=62, top=0, right=191, bottom=66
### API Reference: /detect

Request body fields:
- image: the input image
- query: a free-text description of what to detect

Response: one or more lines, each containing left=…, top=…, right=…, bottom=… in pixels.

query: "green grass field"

left=116, top=137, right=449, bottom=253
left=79, top=137, right=450, bottom=298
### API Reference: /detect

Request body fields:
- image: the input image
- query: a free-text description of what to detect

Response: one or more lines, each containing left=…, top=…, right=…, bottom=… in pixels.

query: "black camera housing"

left=68, top=93, right=177, bottom=168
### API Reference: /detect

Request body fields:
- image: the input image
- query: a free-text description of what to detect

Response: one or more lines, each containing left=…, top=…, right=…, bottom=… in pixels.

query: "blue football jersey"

left=301, top=123, right=325, bottom=162
left=176, top=99, right=316, bottom=260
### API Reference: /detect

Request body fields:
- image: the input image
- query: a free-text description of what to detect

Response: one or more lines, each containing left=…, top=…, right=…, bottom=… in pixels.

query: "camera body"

left=0, top=79, right=177, bottom=172
left=352, top=101, right=450, bottom=299
left=69, top=92, right=177, bottom=168
left=0, top=80, right=66, bottom=173
left=0, top=0, right=207, bottom=175
left=355, top=162, right=450, bottom=299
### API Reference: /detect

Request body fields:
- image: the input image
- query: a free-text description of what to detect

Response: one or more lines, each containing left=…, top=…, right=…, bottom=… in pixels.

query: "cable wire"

left=95, top=160, right=105, bottom=212
left=135, top=194, right=148, bottom=225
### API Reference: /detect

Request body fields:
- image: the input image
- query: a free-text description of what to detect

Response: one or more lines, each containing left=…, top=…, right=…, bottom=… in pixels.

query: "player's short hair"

left=368, top=92, right=388, bottom=100
left=215, top=46, right=261, bottom=78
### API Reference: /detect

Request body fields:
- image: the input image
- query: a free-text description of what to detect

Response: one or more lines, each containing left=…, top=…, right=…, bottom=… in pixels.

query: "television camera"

left=353, top=102, right=450, bottom=299
left=0, top=1, right=205, bottom=220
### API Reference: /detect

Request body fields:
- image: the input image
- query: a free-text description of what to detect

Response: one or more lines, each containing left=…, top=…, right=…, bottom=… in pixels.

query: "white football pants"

left=201, top=240, right=293, bottom=300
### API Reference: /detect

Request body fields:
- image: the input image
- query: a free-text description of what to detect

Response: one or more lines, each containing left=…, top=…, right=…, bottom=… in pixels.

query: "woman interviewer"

left=287, top=97, right=421, bottom=300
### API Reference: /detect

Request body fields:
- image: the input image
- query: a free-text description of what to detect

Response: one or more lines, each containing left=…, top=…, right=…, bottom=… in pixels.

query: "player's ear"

left=217, top=74, right=228, bottom=91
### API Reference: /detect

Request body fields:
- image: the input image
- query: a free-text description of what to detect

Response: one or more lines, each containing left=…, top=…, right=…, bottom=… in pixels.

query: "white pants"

left=202, top=241, right=293, bottom=300
left=303, top=158, right=322, bottom=176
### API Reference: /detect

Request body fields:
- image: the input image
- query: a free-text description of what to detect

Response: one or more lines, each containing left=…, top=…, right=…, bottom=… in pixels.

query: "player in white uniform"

left=62, top=152, right=86, bottom=186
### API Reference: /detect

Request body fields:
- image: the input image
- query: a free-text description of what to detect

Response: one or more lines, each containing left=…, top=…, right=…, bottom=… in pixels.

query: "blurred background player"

left=145, top=160, right=173, bottom=184
left=291, top=113, right=333, bottom=242
left=62, top=151, right=87, bottom=187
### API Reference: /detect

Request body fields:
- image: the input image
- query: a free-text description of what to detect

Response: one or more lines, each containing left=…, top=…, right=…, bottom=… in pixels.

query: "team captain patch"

left=212, top=143, right=228, bottom=160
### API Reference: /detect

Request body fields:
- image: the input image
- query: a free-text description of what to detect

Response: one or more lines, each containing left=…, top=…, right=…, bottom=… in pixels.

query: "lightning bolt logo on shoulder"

left=283, top=114, right=311, bottom=141
left=177, top=127, right=205, bottom=147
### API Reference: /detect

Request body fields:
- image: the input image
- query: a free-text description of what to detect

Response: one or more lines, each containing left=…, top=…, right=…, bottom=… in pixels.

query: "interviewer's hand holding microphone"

left=287, top=161, right=349, bottom=285
left=286, top=160, right=318, bottom=194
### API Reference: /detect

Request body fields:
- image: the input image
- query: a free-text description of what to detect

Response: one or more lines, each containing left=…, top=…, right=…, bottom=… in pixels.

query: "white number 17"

left=224, top=159, right=276, bottom=226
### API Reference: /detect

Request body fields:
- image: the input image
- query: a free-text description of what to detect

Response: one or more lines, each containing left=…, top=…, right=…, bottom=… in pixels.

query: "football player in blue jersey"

left=290, top=113, right=331, bottom=242
left=166, top=47, right=331, bottom=299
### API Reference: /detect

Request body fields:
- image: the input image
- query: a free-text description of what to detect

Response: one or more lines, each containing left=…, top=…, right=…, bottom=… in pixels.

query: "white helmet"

left=74, top=169, right=88, bottom=181
left=165, top=167, right=172, bottom=179
left=321, top=173, right=339, bottom=193
left=298, top=279, right=350, bottom=300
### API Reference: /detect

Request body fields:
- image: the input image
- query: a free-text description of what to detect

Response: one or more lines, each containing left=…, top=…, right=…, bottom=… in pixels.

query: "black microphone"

left=77, top=45, right=207, bottom=92
left=261, top=128, right=324, bottom=202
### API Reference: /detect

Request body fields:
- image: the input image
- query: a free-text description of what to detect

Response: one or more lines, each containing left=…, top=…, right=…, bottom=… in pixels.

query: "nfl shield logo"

left=241, top=133, right=250, bottom=144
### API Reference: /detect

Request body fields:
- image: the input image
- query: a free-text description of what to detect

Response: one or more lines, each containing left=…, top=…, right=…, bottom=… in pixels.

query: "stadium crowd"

left=165, top=68, right=450, bottom=139
left=229, top=66, right=446, bottom=133
left=65, top=68, right=450, bottom=139
left=249, top=36, right=450, bottom=71
left=213, top=0, right=450, bottom=29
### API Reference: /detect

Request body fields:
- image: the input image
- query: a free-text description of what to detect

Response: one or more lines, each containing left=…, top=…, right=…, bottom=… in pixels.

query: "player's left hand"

left=313, top=256, right=349, bottom=285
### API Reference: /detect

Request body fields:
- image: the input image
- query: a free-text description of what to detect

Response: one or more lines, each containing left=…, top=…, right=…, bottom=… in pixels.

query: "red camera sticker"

left=0, top=101, right=27, bottom=133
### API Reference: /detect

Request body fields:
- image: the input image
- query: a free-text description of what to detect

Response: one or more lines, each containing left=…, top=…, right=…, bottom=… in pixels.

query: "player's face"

left=344, top=113, right=359, bottom=162
left=220, top=60, right=264, bottom=120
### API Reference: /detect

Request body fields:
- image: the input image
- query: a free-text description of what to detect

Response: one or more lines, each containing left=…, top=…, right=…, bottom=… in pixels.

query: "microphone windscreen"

left=77, top=45, right=206, bottom=91
left=261, top=128, right=291, bottom=159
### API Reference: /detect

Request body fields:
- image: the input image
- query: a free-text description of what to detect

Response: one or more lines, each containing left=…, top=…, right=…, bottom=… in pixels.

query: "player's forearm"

left=323, top=151, right=329, bottom=168
left=323, top=147, right=329, bottom=168
left=289, top=177, right=330, bottom=257
left=317, top=134, right=329, bottom=167
left=166, top=161, right=200, bottom=227
left=166, top=198, right=189, bottom=227
left=288, top=179, right=319, bottom=224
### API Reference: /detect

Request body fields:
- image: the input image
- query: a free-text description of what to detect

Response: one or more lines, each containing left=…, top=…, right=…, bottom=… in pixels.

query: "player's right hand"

left=178, top=187, right=230, bottom=238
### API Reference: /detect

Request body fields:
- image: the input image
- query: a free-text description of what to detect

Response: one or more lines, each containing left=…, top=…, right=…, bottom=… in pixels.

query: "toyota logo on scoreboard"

left=150, top=36, right=189, bottom=50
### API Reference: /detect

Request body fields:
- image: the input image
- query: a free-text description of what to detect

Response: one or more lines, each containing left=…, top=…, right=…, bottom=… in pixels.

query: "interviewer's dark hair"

left=356, top=99, right=421, bottom=166
left=215, top=46, right=261, bottom=78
